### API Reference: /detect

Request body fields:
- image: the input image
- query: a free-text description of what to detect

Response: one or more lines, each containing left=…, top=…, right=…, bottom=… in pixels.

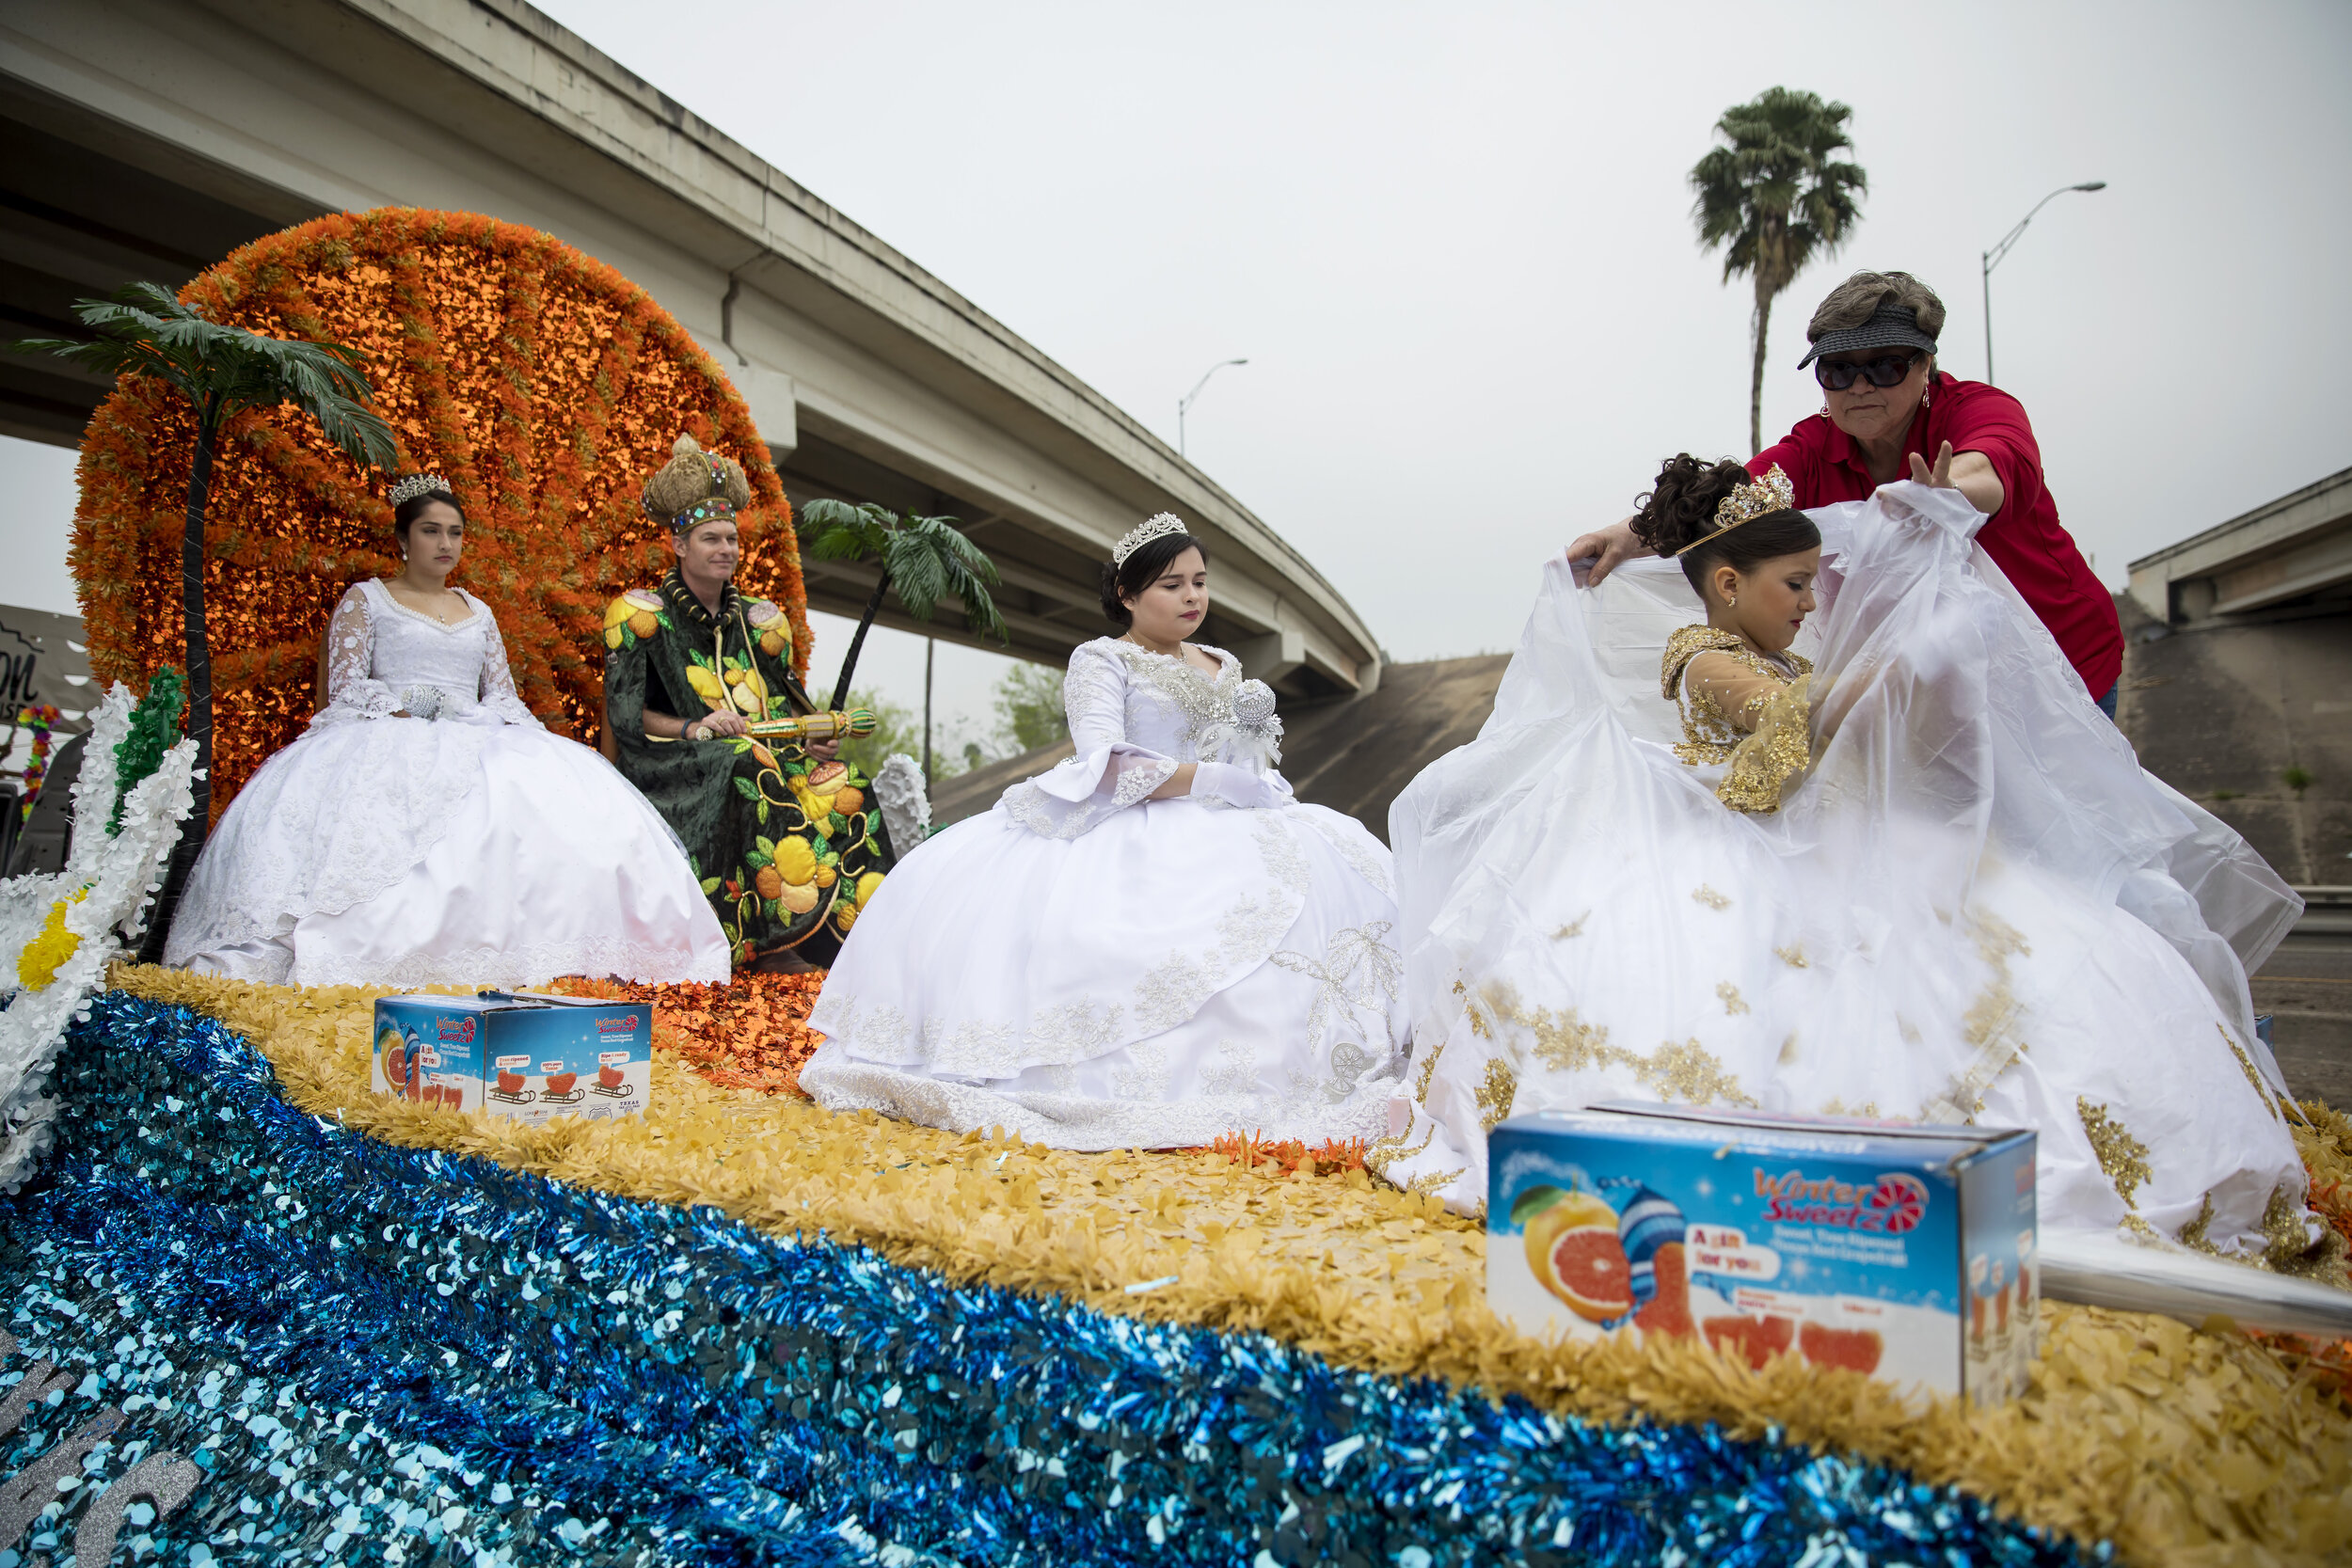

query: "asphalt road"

left=2255, top=928, right=2352, bottom=1112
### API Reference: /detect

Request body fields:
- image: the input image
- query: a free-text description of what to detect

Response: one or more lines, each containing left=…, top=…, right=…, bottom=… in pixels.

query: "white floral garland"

left=870, top=752, right=931, bottom=850
left=0, top=683, right=199, bottom=1188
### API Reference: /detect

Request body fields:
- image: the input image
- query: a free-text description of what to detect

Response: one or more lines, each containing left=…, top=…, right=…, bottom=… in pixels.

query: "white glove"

left=1189, top=761, right=1295, bottom=811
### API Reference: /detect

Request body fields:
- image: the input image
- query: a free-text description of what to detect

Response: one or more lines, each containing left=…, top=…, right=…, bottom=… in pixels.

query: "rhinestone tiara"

left=1111, top=512, right=1188, bottom=567
left=1674, top=466, right=1796, bottom=558
left=388, top=472, right=450, bottom=508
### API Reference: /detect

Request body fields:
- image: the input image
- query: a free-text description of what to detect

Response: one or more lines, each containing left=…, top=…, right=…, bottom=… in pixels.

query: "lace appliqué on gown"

left=1661, top=626, right=1811, bottom=767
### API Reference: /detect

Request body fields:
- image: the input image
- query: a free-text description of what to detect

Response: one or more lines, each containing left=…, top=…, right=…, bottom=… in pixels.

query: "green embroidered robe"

left=603, top=570, right=891, bottom=967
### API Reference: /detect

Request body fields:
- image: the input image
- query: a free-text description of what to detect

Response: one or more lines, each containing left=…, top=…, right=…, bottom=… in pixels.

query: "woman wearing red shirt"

left=1573, top=271, right=2124, bottom=710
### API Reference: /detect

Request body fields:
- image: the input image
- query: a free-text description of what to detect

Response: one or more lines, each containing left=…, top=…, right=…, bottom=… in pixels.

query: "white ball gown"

left=1381, top=481, right=2328, bottom=1274
left=801, top=638, right=1409, bottom=1150
left=165, top=578, right=730, bottom=989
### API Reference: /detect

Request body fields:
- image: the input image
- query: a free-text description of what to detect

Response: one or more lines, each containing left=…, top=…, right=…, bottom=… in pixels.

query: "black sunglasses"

left=1814, top=352, right=1924, bottom=391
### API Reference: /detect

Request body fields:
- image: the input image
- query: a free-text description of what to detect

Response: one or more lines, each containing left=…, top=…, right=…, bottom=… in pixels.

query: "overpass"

left=0, top=0, right=1381, bottom=696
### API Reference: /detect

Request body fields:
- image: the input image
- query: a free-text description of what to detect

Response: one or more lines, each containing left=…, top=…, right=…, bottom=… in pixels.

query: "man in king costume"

left=604, top=435, right=893, bottom=969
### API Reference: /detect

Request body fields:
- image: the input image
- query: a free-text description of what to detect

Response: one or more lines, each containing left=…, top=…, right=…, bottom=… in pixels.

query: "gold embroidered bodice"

left=1661, top=625, right=1814, bottom=814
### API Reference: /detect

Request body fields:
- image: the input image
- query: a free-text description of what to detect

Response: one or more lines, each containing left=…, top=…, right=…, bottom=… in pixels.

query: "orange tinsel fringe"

left=551, top=972, right=825, bottom=1096
left=1204, top=1131, right=1369, bottom=1178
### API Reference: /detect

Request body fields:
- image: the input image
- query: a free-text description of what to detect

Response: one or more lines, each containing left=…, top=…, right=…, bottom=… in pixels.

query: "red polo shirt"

left=1751, top=372, right=2122, bottom=701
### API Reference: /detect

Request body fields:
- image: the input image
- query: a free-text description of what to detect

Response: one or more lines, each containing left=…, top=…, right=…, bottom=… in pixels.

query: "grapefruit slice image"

left=380, top=1032, right=407, bottom=1090
left=1549, top=1227, right=1634, bottom=1323
left=1704, top=1314, right=1798, bottom=1370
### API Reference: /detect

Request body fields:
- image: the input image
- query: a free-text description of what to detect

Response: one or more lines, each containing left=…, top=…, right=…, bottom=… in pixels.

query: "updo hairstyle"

left=391, top=482, right=465, bottom=545
left=1630, top=454, right=1820, bottom=596
left=641, top=433, right=752, bottom=532
left=1099, top=531, right=1209, bottom=627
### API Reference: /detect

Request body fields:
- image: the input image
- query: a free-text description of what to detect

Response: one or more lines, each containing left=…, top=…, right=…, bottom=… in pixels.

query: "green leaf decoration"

left=733, top=777, right=758, bottom=801
left=755, top=800, right=770, bottom=826
left=755, top=836, right=777, bottom=856
left=700, top=877, right=722, bottom=895
left=1507, top=1185, right=1568, bottom=1228
left=110, top=665, right=186, bottom=834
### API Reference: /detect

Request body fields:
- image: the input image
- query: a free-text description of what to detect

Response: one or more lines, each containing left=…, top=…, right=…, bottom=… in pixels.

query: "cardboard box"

left=1488, top=1101, right=2036, bottom=1405
left=371, top=992, right=650, bottom=1125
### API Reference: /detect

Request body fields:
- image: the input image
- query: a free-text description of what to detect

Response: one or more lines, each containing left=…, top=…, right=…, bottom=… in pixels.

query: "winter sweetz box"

left=1487, top=1102, right=2037, bottom=1405
left=371, top=992, right=650, bottom=1125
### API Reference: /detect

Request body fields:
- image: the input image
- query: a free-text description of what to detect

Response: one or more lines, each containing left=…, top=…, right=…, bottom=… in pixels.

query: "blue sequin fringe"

left=0, top=992, right=2101, bottom=1565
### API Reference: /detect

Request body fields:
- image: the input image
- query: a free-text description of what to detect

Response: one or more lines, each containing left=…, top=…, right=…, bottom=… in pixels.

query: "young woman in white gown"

left=165, top=475, right=730, bottom=989
left=801, top=515, right=1408, bottom=1149
left=1379, top=451, right=2335, bottom=1276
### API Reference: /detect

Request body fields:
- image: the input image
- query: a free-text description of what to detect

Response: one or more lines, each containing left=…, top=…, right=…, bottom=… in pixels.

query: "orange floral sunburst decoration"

left=70, top=206, right=809, bottom=822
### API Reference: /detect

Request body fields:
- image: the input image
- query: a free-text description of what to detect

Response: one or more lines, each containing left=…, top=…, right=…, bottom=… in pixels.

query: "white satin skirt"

left=166, top=718, right=730, bottom=990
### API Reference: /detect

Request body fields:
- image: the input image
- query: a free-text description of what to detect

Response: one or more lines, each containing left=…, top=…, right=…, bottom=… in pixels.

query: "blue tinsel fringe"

left=0, top=991, right=2103, bottom=1565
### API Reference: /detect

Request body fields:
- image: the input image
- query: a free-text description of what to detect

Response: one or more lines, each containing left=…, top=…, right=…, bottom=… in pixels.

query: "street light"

left=1981, top=182, right=2106, bottom=386
left=1178, top=357, right=1248, bottom=459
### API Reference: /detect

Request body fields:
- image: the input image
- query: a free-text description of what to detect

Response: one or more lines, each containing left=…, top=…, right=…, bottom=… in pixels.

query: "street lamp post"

left=1177, top=357, right=1248, bottom=459
left=1981, top=182, right=2106, bottom=387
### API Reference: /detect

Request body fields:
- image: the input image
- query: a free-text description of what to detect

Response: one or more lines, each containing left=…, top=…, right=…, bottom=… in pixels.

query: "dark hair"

left=392, top=486, right=466, bottom=544
left=1099, top=531, right=1208, bottom=626
left=1630, top=454, right=1820, bottom=595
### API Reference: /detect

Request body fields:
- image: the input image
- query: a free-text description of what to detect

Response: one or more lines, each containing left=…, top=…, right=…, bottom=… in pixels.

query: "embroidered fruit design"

left=811, top=864, right=837, bottom=888
left=833, top=785, right=865, bottom=816
left=546, top=1072, right=578, bottom=1096
left=755, top=866, right=784, bottom=901
left=771, top=837, right=818, bottom=886
left=779, top=881, right=821, bottom=915
left=852, top=871, right=884, bottom=909
left=746, top=597, right=791, bottom=658
left=834, top=900, right=859, bottom=933
left=603, top=589, right=663, bottom=648
left=1516, top=1187, right=1632, bottom=1323
left=685, top=663, right=727, bottom=709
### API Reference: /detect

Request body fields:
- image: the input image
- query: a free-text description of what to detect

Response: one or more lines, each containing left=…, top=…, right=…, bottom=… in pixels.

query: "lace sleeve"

left=473, top=598, right=544, bottom=727
left=1715, top=673, right=1812, bottom=814
left=997, top=642, right=1177, bottom=838
left=314, top=584, right=400, bottom=724
left=1683, top=651, right=1788, bottom=736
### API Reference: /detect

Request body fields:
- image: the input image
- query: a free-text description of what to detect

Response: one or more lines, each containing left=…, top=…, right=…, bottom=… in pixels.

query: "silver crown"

left=388, top=472, right=450, bottom=507
left=1111, top=512, right=1188, bottom=567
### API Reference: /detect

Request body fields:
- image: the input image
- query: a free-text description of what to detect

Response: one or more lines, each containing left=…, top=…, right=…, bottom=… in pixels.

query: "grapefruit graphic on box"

left=1486, top=1102, right=2037, bottom=1406
left=371, top=993, right=651, bottom=1125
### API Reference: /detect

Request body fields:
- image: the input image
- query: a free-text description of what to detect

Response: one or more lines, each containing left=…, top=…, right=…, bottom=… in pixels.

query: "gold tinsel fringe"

left=110, top=966, right=2352, bottom=1566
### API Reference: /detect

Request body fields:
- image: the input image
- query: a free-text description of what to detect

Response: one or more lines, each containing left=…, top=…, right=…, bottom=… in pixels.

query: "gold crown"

left=1674, top=466, right=1796, bottom=557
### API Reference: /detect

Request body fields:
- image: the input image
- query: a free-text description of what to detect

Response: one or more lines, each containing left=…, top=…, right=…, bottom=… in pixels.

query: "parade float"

left=0, top=209, right=2348, bottom=1567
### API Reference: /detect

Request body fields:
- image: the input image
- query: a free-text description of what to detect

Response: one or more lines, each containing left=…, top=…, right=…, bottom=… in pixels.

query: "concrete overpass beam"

left=1230, top=626, right=1305, bottom=687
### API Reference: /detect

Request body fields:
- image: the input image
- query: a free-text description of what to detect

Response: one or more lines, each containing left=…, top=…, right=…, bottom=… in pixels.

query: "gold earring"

left=1726, top=596, right=1737, bottom=609
left=1819, top=402, right=1829, bottom=419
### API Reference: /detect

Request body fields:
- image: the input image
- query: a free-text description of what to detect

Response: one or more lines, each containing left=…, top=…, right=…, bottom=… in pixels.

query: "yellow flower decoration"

left=18, top=888, right=88, bottom=990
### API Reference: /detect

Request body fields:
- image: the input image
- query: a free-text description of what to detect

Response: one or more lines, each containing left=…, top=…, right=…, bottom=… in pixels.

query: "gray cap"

left=1797, top=302, right=1939, bottom=367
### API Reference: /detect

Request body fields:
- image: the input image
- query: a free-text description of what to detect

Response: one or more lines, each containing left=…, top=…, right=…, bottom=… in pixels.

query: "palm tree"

left=800, top=499, right=1008, bottom=712
left=16, top=281, right=399, bottom=958
left=1691, top=88, right=1867, bottom=454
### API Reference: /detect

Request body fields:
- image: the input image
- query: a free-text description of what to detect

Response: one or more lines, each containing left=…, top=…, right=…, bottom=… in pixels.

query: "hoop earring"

left=1819, top=402, right=1829, bottom=419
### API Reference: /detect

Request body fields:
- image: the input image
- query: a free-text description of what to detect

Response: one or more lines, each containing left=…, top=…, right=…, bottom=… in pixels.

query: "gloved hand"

left=1188, top=761, right=1295, bottom=811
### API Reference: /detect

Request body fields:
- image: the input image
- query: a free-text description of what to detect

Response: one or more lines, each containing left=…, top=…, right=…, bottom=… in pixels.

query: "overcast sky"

left=6, top=0, right=2346, bottom=746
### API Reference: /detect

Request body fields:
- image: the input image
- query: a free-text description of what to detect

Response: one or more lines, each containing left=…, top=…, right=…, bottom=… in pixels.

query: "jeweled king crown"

left=1111, top=512, right=1188, bottom=568
left=1674, top=466, right=1796, bottom=558
left=387, top=472, right=451, bottom=508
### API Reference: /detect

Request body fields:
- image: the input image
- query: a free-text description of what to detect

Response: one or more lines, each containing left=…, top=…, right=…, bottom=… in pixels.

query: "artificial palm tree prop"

left=1691, top=87, right=1867, bottom=454
left=15, top=281, right=399, bottom=958
left=800, top=499, right=1007, bottom=711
